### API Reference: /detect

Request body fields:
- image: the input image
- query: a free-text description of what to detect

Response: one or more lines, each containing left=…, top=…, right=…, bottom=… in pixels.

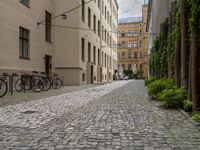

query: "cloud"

left=118, top=0, right=144, bottom=18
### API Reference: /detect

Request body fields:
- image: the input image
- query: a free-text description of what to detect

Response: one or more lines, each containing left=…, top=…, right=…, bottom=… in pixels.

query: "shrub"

left=158, top=88, right=187, bottom=109
left=147, top=78, right=174, bottom=98
left=144, top=77, right=157, bottom=86
left=183, top=100, right=193, bottom=112
left=192, top=112, right=200, bottom=122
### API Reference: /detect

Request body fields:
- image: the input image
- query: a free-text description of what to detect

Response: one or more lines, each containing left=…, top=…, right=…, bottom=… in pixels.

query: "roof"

left=118, top=17, right=143, bottom=24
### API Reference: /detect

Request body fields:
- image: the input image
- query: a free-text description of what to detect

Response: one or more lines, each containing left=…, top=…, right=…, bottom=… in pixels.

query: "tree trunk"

left=180, top=0, right=189, bottom=89
left=188, top=51, right=192, bottom=100
left=191, top=0, right=199, bottom=110
left=175, top=33, right=181, bottom=87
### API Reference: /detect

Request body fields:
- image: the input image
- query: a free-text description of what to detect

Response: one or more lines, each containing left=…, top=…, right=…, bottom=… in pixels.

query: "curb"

left=179, top=109, right=200, bottom=131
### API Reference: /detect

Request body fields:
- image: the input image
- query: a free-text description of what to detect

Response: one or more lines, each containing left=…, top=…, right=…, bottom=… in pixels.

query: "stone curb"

left=179, top=109, right=200, bottom=131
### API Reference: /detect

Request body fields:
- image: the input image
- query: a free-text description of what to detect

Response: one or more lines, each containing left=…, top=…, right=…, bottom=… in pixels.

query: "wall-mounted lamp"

left=61, top=14, right=67, bottom=20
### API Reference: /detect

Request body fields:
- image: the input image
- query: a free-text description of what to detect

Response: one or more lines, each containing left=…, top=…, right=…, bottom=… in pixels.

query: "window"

left=82, top=73, right=85, bottom=82
left=19, top=0, right=29, bottom=7
left=121, top=32, right=125, bottom=37
left=110, top=16, right=112, bottom=26
left=88, top=42, right=91, bottom=62
left=122, top=52, right=126, bottom=59
left=140, top=40, right=143, bottom=47
left=110, top=36, right=112, bottom=46
left=140, top=64, right=143, bottom=70
left=107, top=33, right=109, bottom=45
left=81, top=38, right=85, bottom=61
left=105, top=29, right=107, bottom=43
left=93, top=46, right=96, bottom=64
left=134, top=41, right=138, bottom=48
left=122, top=41, right=126, bottom=48
left=45, top=11, right=52, bottom=43
left=105, top=54, right=107, bottom=67
left=102, top=52, right=104, bottom=66
left=98, top=49, right=100, bottom=65
left=110, top=56, right=112, bottom=68
left=98, top=20, right=100, bottom=37
left=128, top=30, right=132, bottom=36
left=128, top=41, right=132, bottom=48
left=88, top=7, right=91, bottom=28
left=19, top=27, right=29, bottom=59
left=93, top=15, right=96, bottom=32
left=107, top=11, right=109, bottom=23
left=128, top=50, right=132, bottom=59
left=107, top=55, right=109, bottom=68
left=102, top=1, right=104, bottom=15
left=134, top=52, right=138, bottom=59
left=98, top=0, right=100, bottom=8
left=105, top=6, right=107, bottom=19
left=102, top=26, right=104, bottom=40
left=82, top=0, right=85, bottom=22
left=140, top=30, right=143, bottom=35
left=133, top=30, right=138, bottom=37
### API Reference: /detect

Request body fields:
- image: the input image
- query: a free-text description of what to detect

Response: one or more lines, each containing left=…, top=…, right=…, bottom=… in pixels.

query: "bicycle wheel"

left=0, top=79, right=8, bottom=98
left=34, top=79, right=44, bottom=92
left=52, top=78, right=62, bottom=89
left=42, top=78, right=51, bottom=91
left=15, top=78, right=23, bottom=92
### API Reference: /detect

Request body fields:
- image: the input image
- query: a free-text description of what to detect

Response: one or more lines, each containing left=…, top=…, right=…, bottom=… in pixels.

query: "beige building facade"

left=118, top=4, right=149, bottom=78
left=0, top=0, right=118, bottom=85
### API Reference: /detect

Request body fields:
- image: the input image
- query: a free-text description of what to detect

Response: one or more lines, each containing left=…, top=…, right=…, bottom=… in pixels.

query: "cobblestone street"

left=0, top=80, right=200, bottom=150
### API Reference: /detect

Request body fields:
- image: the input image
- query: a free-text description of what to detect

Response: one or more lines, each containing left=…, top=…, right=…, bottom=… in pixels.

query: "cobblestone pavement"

left=0, top=84, right=99, bottom=108
left=0, top=80, right=200, bottom=150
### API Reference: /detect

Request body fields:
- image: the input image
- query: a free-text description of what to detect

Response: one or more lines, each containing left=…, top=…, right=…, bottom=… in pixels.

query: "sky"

left=118, top=0, right=145, bottom=18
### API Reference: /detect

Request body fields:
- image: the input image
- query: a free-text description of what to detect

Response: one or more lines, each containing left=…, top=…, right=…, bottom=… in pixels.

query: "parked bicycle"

left=0, top=74, right=8, bottom=98
left=15, top=71, right=44, bottom=92
left=40, top=72, right=51, bottom=91
left=51, top=74, right=63, bottom=89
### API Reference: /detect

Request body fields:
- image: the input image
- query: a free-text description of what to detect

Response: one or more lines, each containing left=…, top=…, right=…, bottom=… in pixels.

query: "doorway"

left=91, top=65, right=93, bottom=84
left=45, top=55, right=51, bottom=75
left=100, top=67, right=103, bottom=82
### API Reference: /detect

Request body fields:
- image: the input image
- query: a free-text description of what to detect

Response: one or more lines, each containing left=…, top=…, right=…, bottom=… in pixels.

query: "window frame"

left=19, top=26, right=30, bottom=60
left=81, top=38, right=85, bottom=61
left=82, top=0, right=85, bottom=22
left=45, top=11, right=52, bottom=43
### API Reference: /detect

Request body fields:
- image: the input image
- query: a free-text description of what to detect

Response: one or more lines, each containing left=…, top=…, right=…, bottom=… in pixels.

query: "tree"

left=190, top=0, right=199, bottom=110
left=180, top=0, right=189, bottom=89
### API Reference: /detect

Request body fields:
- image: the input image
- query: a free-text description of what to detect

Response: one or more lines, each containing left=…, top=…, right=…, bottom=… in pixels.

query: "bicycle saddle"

left=32, top=71, right=38, bottom=74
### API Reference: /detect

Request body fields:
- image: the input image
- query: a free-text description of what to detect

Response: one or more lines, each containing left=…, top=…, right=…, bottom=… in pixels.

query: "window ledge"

left=19, top=56, right=30, bottom=60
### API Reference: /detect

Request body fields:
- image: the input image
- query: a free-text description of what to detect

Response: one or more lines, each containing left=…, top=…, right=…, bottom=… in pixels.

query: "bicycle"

left=51, top=74, right=63, bottom=89
left=15, top=71, right=44, bottom=92
left=40, top=72, right=51, bottom=91
left=0, top=75, right=8, bottom=98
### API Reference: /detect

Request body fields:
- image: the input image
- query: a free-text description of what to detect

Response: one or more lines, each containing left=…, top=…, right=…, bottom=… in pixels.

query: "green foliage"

left=158, top=88, right=187, bottom=109
left=123, top=70, right=133, bottom=77
left=147, top=78, right=174, bottom=98
left=190, top=0, right=200, bottom=44
left=144, top=77, right=157, bottom=86
left=192, top=112, right=200, bottom=122
left=149, top=18, right=169, bottom=78
left=136, top=69, right=143, bottom=78
left=183, top=100, right=193, bottom=112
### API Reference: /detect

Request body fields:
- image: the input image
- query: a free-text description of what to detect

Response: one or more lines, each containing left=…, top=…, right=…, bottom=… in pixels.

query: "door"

left=45, top=55, right=51, bottom=75
left=91, top=65, right=93, bottom=84
left=100, top=67, right=103, bottom=82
